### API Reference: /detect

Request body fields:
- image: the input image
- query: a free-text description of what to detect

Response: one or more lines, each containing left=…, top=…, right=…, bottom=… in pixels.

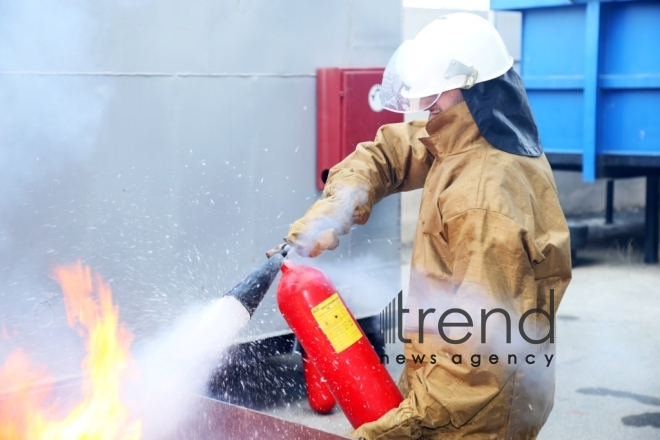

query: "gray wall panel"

left=1, top=1, right=400, bottom=73
left=0, top=0, right=402, bottom=371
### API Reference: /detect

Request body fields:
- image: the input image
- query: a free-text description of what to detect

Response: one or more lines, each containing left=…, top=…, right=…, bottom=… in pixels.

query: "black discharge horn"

left=223, top=244, right=290, bottom=316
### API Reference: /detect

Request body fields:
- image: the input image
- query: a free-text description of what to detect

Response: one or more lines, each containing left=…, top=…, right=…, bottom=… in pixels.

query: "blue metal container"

left=492, top=0, right=660, bottom=181
left=492, top=0, right=660, bottom=263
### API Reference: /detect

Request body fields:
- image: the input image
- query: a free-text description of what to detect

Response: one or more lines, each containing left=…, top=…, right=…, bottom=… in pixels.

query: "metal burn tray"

left=0, top=379, right=348, bottom=440
left=172, top=395, right=348, bottom=440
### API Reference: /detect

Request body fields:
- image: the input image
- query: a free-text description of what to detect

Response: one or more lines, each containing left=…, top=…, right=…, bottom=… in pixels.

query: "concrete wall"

left=554, top=173, right=645, bottom=216
left=0, top=0, right=403, bottom=372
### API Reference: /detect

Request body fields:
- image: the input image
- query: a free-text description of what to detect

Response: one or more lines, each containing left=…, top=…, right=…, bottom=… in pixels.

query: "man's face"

left=426, top=88, right=465, bottom=119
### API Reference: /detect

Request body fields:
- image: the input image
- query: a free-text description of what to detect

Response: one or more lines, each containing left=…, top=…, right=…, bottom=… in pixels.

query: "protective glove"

left=349, top=405, right=421, bottom=440
left=286, top=198, right=343, bottom=257
left=286, top=185, right=371, bottom=258
left=350, top=382, right=451, bottom=440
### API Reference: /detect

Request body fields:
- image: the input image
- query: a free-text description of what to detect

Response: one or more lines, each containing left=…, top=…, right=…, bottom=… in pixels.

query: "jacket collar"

left=420, top=101, right=482, bottom=159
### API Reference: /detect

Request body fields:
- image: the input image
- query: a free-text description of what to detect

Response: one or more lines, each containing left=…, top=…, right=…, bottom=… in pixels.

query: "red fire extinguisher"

left=277, top=260, right=403, bottom=429
left=303, top=351, right=336, bottom=414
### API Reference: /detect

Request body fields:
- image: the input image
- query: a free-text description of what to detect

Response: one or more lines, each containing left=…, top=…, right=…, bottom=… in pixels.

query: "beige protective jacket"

left=290, top=102, right=572, bottom=439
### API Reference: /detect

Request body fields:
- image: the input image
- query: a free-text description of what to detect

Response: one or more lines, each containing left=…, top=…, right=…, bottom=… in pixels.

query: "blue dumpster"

left=491, top=0, right=660, bottom=262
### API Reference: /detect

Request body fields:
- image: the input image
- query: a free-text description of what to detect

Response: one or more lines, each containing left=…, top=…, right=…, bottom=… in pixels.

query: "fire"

left=0, top=262, right=141, bottom=439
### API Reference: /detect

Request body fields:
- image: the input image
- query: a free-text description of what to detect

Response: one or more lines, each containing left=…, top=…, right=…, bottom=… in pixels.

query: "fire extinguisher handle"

left=265, top=242, right=291, bottom=259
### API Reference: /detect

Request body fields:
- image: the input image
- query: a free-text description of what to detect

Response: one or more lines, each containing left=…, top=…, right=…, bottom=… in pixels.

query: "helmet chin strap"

left=444, top=59, right=479, bottom=90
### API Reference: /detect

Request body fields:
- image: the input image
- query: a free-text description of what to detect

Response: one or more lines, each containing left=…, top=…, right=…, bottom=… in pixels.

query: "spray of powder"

left=125, top=296, right=249, bottom=440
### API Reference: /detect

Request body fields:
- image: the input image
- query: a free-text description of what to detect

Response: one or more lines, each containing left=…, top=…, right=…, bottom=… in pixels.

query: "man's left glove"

left=286, top=197, right=345, bottom=258
left=286, top=185, right=372, bottom=258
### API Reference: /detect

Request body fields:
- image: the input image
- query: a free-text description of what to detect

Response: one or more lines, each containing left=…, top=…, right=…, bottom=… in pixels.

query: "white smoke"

left=126, top=296, right=250, bottom=440
left=0, top=0, right=113, bottom=375
left=0, top=0, right=110, bottom=216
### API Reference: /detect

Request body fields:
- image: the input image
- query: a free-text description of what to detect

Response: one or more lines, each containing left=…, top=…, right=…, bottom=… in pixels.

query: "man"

left=286, top=13, right=571, bottom=439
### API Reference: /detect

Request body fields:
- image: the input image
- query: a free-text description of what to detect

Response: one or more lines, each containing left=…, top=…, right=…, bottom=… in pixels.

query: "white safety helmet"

left=381, top=13, right=514, bottom=113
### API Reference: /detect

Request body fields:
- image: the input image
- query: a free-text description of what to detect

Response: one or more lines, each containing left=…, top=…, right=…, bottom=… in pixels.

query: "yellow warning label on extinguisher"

left=311, top=293, right=363, bottom=354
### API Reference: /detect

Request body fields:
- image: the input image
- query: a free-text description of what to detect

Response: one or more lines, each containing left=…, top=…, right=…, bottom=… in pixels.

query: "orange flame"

left=0, top=262, right=141, bottom=439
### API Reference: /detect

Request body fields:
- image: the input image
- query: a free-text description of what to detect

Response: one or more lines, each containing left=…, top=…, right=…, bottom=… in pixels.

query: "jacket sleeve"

left=322, top=119, right=433, bottom=224
left=352, top=208, right=571, bottom=439
left=286, top=120, right=432, bottom=256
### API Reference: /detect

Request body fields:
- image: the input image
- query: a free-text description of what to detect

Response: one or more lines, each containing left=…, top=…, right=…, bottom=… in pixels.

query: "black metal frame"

left=546, top=153, right=660, bottom=264
left=208, top=315, right=384, bottom=408
left=605, top=180, right=614, bottom=225
left=645, top=176, right=659, bottom=264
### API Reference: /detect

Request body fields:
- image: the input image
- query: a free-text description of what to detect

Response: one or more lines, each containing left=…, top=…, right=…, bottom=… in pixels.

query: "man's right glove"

left=349, top=384, right=451, bottom=440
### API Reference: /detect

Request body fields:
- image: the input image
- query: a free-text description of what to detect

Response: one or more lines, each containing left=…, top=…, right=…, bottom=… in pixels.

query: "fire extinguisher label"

left=311, top=293, right=363, bottom=354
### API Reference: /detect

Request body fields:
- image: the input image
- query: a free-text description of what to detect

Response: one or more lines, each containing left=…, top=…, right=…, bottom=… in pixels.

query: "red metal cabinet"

left=316, top=68, right=404, bottom=190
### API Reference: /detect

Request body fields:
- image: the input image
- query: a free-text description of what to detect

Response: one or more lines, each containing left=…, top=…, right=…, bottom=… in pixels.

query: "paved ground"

left=538, top=213, right=660, bottom=439
left=262, top=211, right=660, bottom=439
